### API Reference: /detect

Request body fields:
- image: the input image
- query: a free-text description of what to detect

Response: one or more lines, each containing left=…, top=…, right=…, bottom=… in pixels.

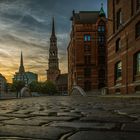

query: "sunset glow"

left=0, top=0, right=107, bottom=83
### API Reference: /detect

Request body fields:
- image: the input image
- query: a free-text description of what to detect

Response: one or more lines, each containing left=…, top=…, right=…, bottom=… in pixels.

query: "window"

left=136, top=22, right=140, bottom=38
left=116, top=38, right=121, bottom=52
left=134, top=52, right=140, bottom=75
left=117, top=9, right=122, bottom=29
left=98, top=21, right=105, bottom=33
left=84, top=46, right=90, bottom=51
left=115, top=61, right=122, bottom=80
left=98, top=35, right=105, bottom=44
left=137, top=0, right=140, bottom=10
left=84, top=68, right=91, bottom=76
left=84, top=35, right=91, bottom=41
left=98, top=25, right=105, bottom=32
left=85, top=55, right=91, bottom=65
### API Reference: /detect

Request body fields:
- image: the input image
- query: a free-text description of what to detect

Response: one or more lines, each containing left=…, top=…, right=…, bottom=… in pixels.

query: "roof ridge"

left=80, top=11, right=100, bottom=13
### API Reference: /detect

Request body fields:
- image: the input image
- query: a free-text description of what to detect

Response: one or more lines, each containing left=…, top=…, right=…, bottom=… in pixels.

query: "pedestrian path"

left=0, top=96, right=140, bottom=139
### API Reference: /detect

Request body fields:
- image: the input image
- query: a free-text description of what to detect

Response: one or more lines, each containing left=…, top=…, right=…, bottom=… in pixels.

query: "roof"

left=56, top=74, right=68, bottom=85
left=99, top=3, right=106, bottom=17
left=71, top=11, right=100, bottom=24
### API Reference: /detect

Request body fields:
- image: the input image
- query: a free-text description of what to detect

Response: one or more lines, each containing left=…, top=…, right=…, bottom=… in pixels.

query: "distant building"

left=67, top=5, right=107, bottom=93
left=0, top=74, right=7, bottom=94
left=13, top=52, right=28, bottom=84
left=25, top=72, right=38, bottom=84
left=107, top=0, right=140, bottom=94
left=47, top=18, right=60, bottom=83
left=13, top=52, right=38, bottom=84
left=55, top=74, right=68, bottom=95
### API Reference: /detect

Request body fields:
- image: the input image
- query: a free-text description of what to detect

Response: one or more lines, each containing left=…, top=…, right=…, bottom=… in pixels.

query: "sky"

left=0, top=0, right=107, bottom=83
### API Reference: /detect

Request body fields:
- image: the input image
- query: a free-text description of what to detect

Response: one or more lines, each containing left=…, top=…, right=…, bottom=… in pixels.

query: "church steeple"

left=51, top=17, right=55, bottom=37
left=47, top=17, right=60, bottom=83
left=19, top=51, right=25, bottom=74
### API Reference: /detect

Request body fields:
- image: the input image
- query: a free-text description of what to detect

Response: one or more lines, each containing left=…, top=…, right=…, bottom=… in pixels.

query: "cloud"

left=0, top=0, right=107, bottom=82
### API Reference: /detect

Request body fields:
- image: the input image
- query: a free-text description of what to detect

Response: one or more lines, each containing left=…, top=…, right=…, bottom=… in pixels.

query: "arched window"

left=98, top=21, right=105, bottom=33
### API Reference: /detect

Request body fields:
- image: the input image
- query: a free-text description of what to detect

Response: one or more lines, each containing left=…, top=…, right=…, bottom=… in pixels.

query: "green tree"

left=12, top=81, right=25, bottom=98
left=29, top=81, right=41, bottom=92
left=41, top=81, right=57, bottom=95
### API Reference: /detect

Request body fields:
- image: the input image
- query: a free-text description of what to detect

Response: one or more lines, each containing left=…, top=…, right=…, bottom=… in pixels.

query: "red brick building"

left=68, top=5, right=107, bottom=93
left=107, top=0, right=140, bottom=94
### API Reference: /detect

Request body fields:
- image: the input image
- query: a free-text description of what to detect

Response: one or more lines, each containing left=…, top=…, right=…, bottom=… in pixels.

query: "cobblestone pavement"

left=0, top=96, right=140, bottom=140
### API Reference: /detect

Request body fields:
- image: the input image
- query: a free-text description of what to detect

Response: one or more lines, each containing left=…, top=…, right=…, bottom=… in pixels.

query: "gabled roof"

left=71, top=11, right=100, bottom=24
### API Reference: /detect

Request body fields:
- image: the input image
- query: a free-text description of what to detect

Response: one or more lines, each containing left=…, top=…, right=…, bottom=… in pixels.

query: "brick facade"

left=107, top=0, right=140, bottom=94
left=68, top=8, right=107, bottom=93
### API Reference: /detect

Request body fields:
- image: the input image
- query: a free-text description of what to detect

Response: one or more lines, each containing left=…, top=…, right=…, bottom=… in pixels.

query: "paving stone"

left=0, top=137, right=41, bottom=140
left=121, top=123, right=140, bottom=132
left=0, top=116, right=14, bottom=121
left=31, top=116, right=76, bottom=121
left=30, top=111, right=50, bottom=116
left=67, top=131, right=140, bottom=140
left=14, top=110, right=33, bottom=114
left=0, top=125, right=72, bottom=139
left=0, top=110, right=13, bottom=114
left=57, top=112, right=82, bottom=117
left=2, top=118, right=50, bottom=126
left=0, top=114, right=30, bottom=118
left=117, top=107, right=140, bottom=115
left=0, top=96, right=140, bottom=139
left=50, top=122, right=116, bottom=130
left=80, top=115, right=135, bottom=123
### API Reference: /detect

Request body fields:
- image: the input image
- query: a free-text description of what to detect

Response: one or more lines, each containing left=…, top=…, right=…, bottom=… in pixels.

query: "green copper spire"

left=99, top=3, right=106, bottom=17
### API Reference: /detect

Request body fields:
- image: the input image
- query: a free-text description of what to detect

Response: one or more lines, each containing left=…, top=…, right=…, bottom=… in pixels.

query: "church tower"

left=47, top=18, right=60, bottom=83
left=19, top=51, right=25, bottom=74
left=13, top=51, right=28, bottom=84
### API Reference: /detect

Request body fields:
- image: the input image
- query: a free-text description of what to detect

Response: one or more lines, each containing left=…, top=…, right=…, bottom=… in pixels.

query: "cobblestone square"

left=0, top=96, right=140, bottom=140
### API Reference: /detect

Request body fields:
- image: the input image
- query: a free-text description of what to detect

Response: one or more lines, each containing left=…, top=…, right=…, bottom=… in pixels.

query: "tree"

left=12, top=81, right=25, bottom=98
left=41, top=81, right=57, bottom=95
left=29, top=81, right=41, bottom=93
